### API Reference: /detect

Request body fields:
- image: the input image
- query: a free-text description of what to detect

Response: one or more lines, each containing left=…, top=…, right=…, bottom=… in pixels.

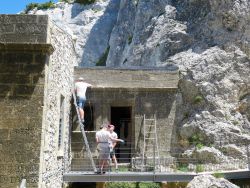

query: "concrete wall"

left=74, top=67, right=179, bottom=89
left=0, top=15, right=76, bottom=188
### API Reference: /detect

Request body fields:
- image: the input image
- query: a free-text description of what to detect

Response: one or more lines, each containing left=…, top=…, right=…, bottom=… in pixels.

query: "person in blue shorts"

left=74, top=77, right=92, bottom=123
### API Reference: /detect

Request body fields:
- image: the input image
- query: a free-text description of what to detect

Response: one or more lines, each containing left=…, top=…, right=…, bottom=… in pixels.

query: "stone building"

left=71, top=67, right=179, bottom=171
left=0, top=15, right=179, bottom=187
left=0, top=15, right=76, bottom=188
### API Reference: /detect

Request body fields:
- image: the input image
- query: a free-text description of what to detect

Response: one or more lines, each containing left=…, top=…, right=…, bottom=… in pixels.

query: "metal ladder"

left=141, top=114, right=160, bottom=171
left=72, top=91, right=96, bottom=172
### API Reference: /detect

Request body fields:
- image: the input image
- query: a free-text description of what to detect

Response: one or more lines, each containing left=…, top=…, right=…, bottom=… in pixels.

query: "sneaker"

left=95, top=170, right=102, bottom=174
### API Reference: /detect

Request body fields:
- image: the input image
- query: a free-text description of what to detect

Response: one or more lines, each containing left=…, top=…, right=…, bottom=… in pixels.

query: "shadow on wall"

left=80, top=0, right=121, bottom=66
left=0, top=51, right=46, bottom=99
left=136, top=92, right=176, bottom=154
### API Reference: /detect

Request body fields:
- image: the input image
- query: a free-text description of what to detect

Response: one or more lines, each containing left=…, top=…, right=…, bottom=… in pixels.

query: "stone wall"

left=0, top=15, right=51, bottom=188
left=0, top=15, right=76, bottom=188
left=38, top=20, right=76, bottom=187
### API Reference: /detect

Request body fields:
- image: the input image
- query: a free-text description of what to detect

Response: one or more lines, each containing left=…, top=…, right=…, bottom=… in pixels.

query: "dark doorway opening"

left=111, top=107, right=132, bottom=163
left=71, top=103, right=94, bottom=132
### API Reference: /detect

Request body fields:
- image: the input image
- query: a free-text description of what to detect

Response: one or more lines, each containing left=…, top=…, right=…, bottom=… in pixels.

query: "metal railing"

left=70, top=139, right=250, bottom=174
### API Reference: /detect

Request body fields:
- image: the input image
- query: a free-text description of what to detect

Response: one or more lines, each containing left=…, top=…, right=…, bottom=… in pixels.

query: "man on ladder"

left=74, top=77, right=92, bottom=124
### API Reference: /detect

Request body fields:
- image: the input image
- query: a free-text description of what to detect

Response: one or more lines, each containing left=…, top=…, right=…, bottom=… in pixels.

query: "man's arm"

left=109, top=135, right=124, bottom=143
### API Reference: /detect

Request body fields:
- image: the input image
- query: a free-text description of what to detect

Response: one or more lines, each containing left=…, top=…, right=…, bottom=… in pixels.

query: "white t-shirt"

left=110, top=132, right=118, bottom=143
left=96, top=129, right=111, bottom=147
left=75, top=81, right=92, bottom=98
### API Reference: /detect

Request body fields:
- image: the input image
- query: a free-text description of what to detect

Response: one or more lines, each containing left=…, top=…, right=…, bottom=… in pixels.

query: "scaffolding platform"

left=63, top=169, right=250, bottom=182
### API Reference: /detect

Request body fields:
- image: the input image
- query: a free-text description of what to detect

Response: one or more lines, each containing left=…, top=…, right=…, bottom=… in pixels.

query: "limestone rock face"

left=105, top=0, right=250, bottom=167
left=187, top=175, right=239, bottom=188
left=30, top=0, right=121, bottom=66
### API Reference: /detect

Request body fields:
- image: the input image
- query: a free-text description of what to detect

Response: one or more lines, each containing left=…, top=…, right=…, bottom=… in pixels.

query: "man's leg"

left=113, top=155, right=118, bottom=170
left=79, top=107, right=84, bottom=121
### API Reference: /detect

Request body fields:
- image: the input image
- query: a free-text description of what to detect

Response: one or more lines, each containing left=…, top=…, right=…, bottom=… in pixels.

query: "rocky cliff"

left=30, top=0, right=250, bottom=169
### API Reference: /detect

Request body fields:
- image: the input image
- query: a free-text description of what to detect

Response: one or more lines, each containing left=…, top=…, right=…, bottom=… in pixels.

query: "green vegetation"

left=183, top=111, right=190, bottom=119
left=59, top=0, right=72, bottom=3
left=128, top=35, right=133, bottom=44
left=106, top=182, right=161, bottom=188
left=74, top=0, right=96, bottom=5
left=177, top=163, right=188, bottom=172
left=232, top=120, right=239, bottom=125
left=96, top=46, right=110, bottom=66
left=195, top=164, right=204, bottom=173
left=213, top=171, right=224, bottom=178
left=188, top=133, right=204, bottom=146
left=25, top=1, right=55, bottom=13
left=196, top=143, right=204, bottom=150
left=193, top=95, right=203, bottom=104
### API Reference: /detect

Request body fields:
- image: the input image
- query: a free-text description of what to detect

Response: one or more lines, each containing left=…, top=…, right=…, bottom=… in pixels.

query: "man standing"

left=74, top=77, right=92, bottom=123
left=108, top=124, right=118, bottom=172
left=96, top=124, right=124, bottom=174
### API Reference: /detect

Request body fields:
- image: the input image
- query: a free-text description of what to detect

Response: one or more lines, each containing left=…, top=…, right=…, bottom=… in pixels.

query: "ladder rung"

left=145, top=132, right=155, bottom=134
left=145, top=138, right=156, bottom=140
left=144, top=124, right=155, bottom=127
left=144, top=118, right=155, bottom=121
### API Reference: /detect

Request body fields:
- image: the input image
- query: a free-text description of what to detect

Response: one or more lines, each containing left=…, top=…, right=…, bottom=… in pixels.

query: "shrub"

left=128, top=35, right=133, bottom=44
left=59, top=0, right=72, bottom=3
left=213, top=172, right=224, bottom=178
left=193, top=95, right=203, bottom=104
left=188, top=133, right=204, bottom=146
left=96, top=46, right=109, bottom=66
left=177, top=163, right=188, bottom=172
left=74, top=0, right=96, bottom=5
left=106, top=182, right=135, bottom=188
left=106, top=182, right=161, bottom=188
left=38, top=1, right=55, bottom=10
left=232, top=120, right=239, bottom=125
left=25, top=1, right=55, bottom=13
left=139, top=182, right=161, bottom=188
left=196, top=143, right=204, bottom=150
left=25, top=3, right=39, bottom=13
left=195, top=164, right=204, bottom=173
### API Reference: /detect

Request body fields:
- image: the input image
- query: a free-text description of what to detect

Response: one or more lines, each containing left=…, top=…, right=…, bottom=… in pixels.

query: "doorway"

left=111, top=107, right=132, bottom=163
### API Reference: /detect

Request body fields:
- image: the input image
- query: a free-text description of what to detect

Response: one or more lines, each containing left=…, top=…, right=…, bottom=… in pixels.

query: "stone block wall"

left=0, top=15, right=48, bottom=43
left=0, top=40, right=49, bottom=188
left=0, top=15, right=76, bottom=188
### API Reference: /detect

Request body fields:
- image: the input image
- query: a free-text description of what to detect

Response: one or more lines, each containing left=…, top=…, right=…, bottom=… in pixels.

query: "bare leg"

left=79, top=107, right=84, bottom=121
left=99, top=159, right=105, bottom=172
left=113, top=155, right=118, bottom=170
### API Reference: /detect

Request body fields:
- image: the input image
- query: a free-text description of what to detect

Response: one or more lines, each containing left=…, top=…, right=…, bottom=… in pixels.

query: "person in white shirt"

left=74, top=77, right=92, bottom=123
left=108, top=124, right=118, bottom=171
left=95, top=124, right=124, bottom=174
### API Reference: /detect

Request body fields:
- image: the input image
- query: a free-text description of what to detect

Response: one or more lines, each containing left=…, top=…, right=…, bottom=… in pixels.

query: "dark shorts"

left=110, top=149, right=116, bottom=157
left=77, top=97, right=86, bottom=109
